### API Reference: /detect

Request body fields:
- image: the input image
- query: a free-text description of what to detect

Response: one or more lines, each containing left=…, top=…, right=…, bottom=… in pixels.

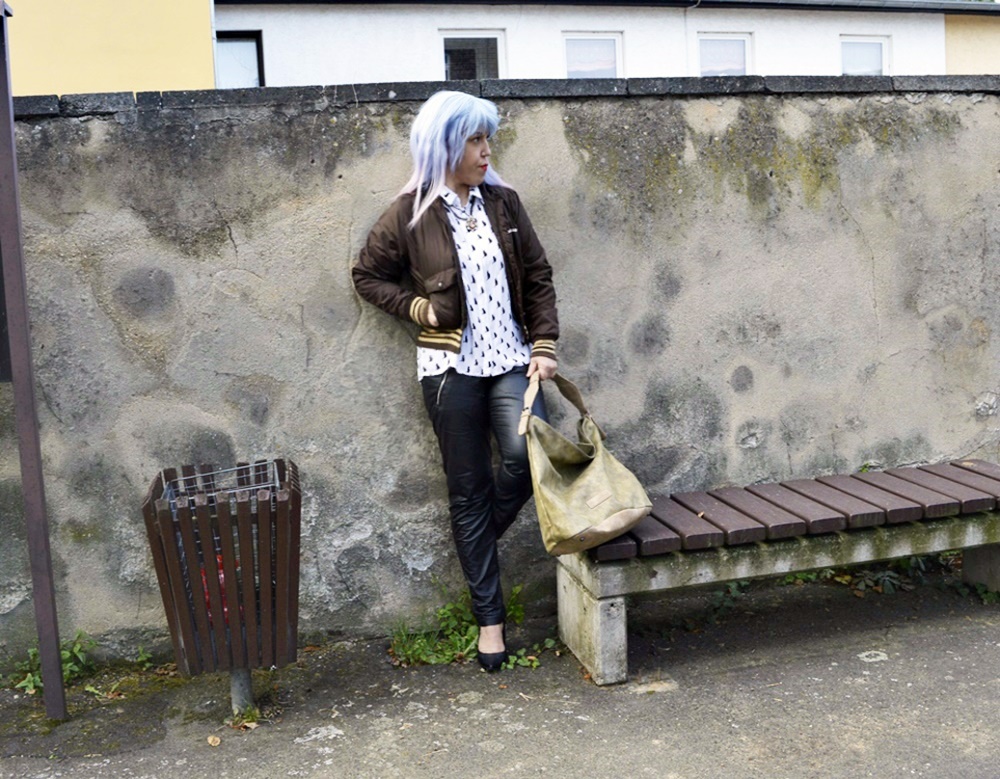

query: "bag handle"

left=518, top=372, right=600, bottom=436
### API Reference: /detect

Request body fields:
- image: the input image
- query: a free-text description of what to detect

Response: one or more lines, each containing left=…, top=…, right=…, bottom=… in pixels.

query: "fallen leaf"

left=207, top=736, right=221, bottom=747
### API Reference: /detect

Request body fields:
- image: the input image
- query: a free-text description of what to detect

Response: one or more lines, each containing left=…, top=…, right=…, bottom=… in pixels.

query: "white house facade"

left=212, top=1, right=1000, bottom=89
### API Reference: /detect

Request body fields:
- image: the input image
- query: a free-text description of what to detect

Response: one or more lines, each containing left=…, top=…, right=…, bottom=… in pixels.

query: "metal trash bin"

left=141, top=459, right=301, bottom=676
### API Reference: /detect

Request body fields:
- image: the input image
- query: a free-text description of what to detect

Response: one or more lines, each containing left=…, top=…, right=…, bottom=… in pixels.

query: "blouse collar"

left=442, top=185, right=482, bottom=210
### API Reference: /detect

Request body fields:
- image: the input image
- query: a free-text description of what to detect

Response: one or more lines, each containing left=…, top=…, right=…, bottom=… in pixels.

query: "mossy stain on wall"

left=114, top=103, right=397, bottom=256
left=562, top=99, right=691, bottom=233
left=690, top=96, right=964, bottom=214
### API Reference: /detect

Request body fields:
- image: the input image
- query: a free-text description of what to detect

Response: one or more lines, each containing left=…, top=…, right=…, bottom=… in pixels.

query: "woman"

left=352, top=91, right=558, bottom=671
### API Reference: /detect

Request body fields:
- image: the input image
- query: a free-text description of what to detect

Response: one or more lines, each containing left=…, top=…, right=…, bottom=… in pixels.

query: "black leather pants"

left=420, top=367, right=548, bottom=626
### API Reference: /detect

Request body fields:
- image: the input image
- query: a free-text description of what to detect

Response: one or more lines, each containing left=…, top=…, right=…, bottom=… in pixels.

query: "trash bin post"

left=230, top=667, right=254, bottom=716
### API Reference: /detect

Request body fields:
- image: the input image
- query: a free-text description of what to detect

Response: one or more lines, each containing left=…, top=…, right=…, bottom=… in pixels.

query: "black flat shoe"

left=477, top=626, right=507, bottom=672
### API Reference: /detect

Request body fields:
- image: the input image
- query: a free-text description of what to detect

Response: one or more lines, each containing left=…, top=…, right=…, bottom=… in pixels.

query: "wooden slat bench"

left=557, top=459, right=1000, bottom=685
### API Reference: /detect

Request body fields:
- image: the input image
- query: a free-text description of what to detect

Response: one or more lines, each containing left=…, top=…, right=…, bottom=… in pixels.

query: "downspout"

left=684, top=0, right=704, bottom=76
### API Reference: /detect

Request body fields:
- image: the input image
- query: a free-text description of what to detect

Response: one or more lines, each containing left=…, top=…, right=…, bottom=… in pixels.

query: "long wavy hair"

left=399, top=91, right=508, bottom=228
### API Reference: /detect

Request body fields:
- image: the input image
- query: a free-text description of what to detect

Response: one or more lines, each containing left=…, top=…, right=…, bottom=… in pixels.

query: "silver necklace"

left=447, top=199, right=478, bottom=232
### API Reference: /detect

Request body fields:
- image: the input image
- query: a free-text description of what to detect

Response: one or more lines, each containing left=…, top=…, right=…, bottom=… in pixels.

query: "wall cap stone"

left=763, top=75, right=894, bottom=93
left=334, top=81, right=480, bottom=103
left=159, top=85, right=328, bottom=109
left=629, top=76, right=767, bottom=95
left=892, top=75, right=1000, bottom=92
left=483, top=78, right=627, bottom=98
left=12, top=95, right=59, bottom=118
left=14, top=75, right=1000, bottom=120
left=59, top=92, right=137, bottom=116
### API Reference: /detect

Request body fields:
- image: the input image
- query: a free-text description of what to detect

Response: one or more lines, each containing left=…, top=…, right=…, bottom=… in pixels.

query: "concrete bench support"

left=557, top=565, right=626, bottom=686
left=557, top=512, right=1000, bottom=686
left=962, top=544, right=1000, bottom=591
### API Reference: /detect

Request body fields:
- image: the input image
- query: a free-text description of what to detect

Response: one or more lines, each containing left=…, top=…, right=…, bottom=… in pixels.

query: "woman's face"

left=447, top=131, right=491, bottom=194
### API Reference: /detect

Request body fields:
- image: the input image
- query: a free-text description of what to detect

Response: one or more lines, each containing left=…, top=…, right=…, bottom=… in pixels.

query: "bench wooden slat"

left=782, top=479, right=885, bottom=528
left=587, top=461, right=1000, bottom=559
left=852, top=472, right=960, bottom=518
left=589, top=533, right=637, bottom=562
left=709, top=487, right=807, bottom=540
left=745, top=482, right=847, bottom=534
left=650, top=496, right=724, bottom=550
left=886, top=467, right=995, bottom=513
left=919, top=463, right=1000, bottom=499
left=628, top=514, right=682, bottom=556
left=952, top=459, right=1000, bottom=484
left=672, top=491, right=767, bottom=545
left=818, top=475, right=923, bottom=523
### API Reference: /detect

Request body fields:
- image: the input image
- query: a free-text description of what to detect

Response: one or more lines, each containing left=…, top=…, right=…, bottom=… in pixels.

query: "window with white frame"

left=216, top=31, right=265, bottom=89
left=564, top=33, right=622, bottom=79
left=442, top=32, right=503, bottom=80
left=699, top=34, right=751, bottom=77
left=841, top=36, right=889, bottom=76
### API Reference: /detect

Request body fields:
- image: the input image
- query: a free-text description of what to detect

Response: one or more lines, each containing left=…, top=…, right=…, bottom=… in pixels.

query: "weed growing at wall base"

left=389, top=584, right=561, bottom=670
left=8, top=631, right=96, bottom=694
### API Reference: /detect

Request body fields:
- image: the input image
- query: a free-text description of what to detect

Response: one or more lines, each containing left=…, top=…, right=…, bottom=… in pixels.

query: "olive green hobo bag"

left=518, top=374, right=652, bottom=555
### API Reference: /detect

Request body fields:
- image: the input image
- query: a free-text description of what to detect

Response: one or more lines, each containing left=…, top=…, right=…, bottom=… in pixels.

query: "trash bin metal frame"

left=141, top=459, right=301, bottom=676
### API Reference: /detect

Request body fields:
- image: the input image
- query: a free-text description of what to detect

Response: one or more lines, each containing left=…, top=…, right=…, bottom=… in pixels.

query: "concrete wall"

left=215, top=4, right=947, bottom=82
left=3, top=75, right=1000, bottom=662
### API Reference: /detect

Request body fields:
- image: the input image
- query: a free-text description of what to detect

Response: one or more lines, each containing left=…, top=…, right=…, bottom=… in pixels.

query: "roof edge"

left=213, top=0, right=1000, bottom=15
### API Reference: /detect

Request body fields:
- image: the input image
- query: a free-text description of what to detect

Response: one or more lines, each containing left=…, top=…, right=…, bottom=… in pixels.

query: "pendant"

left=466, top=217, right=478, bottom=231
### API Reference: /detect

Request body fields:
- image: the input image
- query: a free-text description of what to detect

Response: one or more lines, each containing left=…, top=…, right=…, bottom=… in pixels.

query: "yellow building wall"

left=10, top=0, right=215, bottom=96
left=946, top=16, right=1000, bottom=75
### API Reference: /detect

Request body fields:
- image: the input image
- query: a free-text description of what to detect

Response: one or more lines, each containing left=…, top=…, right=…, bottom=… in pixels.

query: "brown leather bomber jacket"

left=352, top=184, right=558, bottom=359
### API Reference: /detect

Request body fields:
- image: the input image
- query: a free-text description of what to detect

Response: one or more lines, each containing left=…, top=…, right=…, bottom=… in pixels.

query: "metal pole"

left=0, top=3, right=67, bottom=720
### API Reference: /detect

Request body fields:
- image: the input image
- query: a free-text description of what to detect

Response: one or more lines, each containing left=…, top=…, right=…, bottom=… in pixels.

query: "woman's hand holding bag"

left=519, top=374, right=652, bottom=555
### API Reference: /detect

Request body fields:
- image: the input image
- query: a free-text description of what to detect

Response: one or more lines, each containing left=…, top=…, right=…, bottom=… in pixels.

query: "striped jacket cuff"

left=530, top=338, right=557, bottom=359
left=408, top=297, right=432, bottom=326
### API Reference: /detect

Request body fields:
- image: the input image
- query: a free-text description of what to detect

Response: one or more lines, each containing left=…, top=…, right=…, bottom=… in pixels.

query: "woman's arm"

left=352, top=201, right=436, bottom=327
left=509, top=193, right=559, bottom=361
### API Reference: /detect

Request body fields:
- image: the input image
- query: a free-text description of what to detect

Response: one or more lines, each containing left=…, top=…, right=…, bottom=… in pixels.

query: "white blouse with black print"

left=416, top=186, right=532, bottom=380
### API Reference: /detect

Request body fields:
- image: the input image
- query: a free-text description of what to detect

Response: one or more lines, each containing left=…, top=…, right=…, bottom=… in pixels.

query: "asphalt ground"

left=2, top=573, right=999, bottom=779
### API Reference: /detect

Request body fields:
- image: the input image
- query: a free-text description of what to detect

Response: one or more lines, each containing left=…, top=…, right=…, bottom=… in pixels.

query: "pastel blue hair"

left=399, top=90, right=508, bottom=228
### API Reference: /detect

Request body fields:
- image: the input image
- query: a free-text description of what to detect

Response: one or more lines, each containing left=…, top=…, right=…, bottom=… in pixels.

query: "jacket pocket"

left=425, top=267, right=462, bottom=329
